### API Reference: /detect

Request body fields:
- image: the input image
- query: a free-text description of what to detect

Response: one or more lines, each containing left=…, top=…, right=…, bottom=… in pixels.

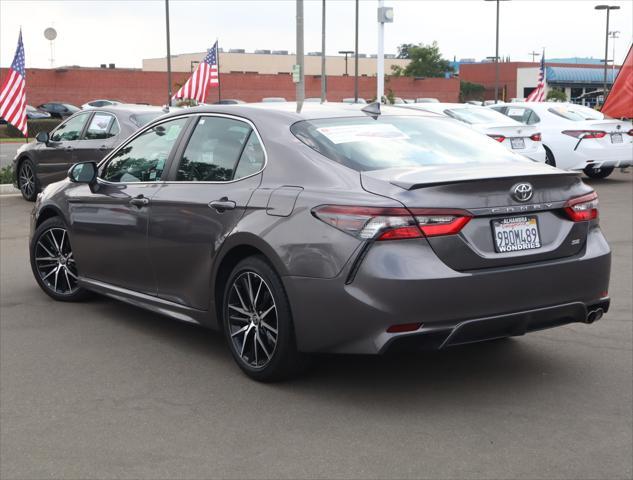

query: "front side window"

left=176, top=116, right=259, bottom=182
left=101, top=117, right=187, bottom=183
left=84, top=113, right=118, bottom=140
left=291, top=116, right=523, bottom=172
left=50, top=113, right=91, bottom=142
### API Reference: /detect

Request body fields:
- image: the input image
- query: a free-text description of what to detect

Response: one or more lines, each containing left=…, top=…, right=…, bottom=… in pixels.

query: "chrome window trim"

left=97, top=112, right=268, bottom=186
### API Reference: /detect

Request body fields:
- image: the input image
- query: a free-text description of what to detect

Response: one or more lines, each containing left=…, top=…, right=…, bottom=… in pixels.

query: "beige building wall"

left=142, top=52, right=410, bottom=76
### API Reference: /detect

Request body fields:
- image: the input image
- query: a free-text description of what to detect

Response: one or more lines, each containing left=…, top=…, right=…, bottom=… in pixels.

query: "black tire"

left=544, top=146, right=556, bottom=167
left=30, top=216, right=89, bottom=302
left=584, top=166, right=614, bottom=179
left=17, top=158, right=39, bottom=201
left=222, top=255, right=307, bottom=382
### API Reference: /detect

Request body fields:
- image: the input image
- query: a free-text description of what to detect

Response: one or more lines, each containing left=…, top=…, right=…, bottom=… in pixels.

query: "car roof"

left=157, top=102, right=440, bottom=125
left=91, top=104, right=167, bottom=115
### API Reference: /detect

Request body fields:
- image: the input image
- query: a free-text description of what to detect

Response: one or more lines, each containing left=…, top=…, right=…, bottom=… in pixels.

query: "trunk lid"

left=361, top=161, right=593, bottom=270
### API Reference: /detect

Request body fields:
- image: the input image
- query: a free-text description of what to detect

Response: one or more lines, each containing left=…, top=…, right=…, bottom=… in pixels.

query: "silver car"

left=29, top=103, right=611, bottom=381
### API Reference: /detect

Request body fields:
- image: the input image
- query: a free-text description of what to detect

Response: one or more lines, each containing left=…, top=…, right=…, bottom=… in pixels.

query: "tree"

left=460, top=81, right=485, bottom=102
left=391, top=41, right=452, bottom=78
left=546, top=89, right=567, bottom=102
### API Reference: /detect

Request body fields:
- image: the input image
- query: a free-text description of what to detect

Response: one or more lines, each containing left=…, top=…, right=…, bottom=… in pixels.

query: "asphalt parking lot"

left=0, top=143, right=21, bottom=170
left=1, top=171, right=631, bottom=479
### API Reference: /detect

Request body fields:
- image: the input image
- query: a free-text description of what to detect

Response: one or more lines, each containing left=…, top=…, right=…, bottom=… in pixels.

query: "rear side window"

left=176, top=116, right=263, bottom=182
left=291, top=116, right=522, bottom=172
left=84, top=113, right=118, bottom=140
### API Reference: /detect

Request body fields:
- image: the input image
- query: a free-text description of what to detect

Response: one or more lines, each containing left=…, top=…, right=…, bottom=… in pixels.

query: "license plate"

left=510, top=138, right=525, bottom=149
left=492, top=216, right=541, bottom=253
left=611, top=133, right=623, bottom=144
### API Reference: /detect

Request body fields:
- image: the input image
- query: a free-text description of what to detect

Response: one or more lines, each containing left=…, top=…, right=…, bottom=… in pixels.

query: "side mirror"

left=68, top=162, right=97, bottom=184
left=36, top=131, right=49, bottom=144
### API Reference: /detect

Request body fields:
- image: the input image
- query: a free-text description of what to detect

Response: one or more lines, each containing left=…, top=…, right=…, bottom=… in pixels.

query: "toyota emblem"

left=512, top=183, right=533, bottom=202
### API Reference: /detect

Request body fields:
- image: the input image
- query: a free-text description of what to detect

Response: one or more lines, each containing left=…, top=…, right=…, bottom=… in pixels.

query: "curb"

left=0, top=184, right=20, bottom=195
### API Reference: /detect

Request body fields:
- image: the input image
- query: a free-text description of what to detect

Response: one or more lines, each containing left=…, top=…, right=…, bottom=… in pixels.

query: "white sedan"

left=402, top=103, right=546, bottom=162
left=490, top=102, right=633, bottom=179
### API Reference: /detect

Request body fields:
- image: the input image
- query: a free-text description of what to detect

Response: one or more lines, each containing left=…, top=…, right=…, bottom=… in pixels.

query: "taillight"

left=530, top=133, right=542, bottom=142
left=564, top=192, right=598, bottom=222
left=311, top=205, right=471, bottom=240
left=562, top=130, right=607, bottom=139
left=628, top=129, right=633, bottom=136
left=488, top=134, right=505, bottom=143
left=410, top=209, right=472, bottom=237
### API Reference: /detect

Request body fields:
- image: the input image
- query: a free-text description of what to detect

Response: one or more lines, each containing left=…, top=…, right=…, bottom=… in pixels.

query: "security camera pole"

left=376, top=1, right=393, bottom=103
left=295, top=0, right=305, bottom=112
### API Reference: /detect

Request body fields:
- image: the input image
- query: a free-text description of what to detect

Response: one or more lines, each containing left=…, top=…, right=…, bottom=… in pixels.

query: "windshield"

left=291, top=116, right=524, bottom=172
left=445, top=107, right=512, bottom=125
left=130, top=112, right=163, bottom=127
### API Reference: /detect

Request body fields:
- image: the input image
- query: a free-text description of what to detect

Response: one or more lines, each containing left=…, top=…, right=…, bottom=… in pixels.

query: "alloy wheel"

left=19, top=162, right=35, bottom=199
left=34, top=227, right=79, bottom=295
left=227, top=271, right=278, bottom=369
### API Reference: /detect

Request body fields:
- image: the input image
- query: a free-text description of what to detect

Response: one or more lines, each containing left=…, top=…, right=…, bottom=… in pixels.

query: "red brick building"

left=1, top=67, right=459, bottom=107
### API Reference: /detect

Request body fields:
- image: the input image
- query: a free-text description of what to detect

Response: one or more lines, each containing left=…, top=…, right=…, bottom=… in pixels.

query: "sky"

left=1, top=0, right=632, bottom=69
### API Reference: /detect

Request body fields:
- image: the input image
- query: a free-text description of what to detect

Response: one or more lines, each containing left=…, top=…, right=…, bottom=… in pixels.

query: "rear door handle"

left=209, top=198, right=236, bottom=212
left=98, top=145, right=109, bottom=151
left=65, top=145, right=74, bottom=151
left=129, top=195, right=150, bottom=207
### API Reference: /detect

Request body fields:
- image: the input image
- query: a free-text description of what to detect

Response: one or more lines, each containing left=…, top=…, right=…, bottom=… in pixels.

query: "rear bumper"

left=568, top=142, right=633, bottom=170
left=284, top=227, right=611, bottom=354
left=382, top=298, right=609, bottom=353
left=523, top=145, right=546, bottom=163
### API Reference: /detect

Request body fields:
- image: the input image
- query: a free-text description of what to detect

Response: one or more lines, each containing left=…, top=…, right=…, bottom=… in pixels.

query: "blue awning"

left=546, top=66, right=619, bottom=85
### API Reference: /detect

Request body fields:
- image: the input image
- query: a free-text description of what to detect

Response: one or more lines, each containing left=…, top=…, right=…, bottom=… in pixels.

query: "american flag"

left=0, top=30, right=27, bottom=136
left=526, top=53, right=546, bottom=102
left=173, top=41, right=219, bottom=103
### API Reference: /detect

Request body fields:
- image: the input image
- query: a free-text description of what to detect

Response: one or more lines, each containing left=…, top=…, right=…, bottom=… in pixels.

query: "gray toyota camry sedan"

left=29, top=103, right=611, bottom=381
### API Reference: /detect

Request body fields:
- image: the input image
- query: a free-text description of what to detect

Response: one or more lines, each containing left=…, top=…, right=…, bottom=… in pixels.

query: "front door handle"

left=209, top=198, right=236, bottom=212
left=129, top=195, right=150, bottom=207
left=98, top=145, right=109, bottom=151
left=65, top=145, right=74, bottom=151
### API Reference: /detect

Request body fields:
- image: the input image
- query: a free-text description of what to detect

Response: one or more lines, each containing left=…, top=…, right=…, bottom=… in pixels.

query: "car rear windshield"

left=547, top=106, right=589, bottom=122
left=130, top=112, right=163, bottom=127
left=444, top=107, right=511, bottom=125
left=290, top=116, right=520, bottom=172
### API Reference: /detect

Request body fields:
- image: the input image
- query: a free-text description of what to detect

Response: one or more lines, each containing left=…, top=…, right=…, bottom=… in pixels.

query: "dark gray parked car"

left=28, top=103, right=611, bottom=381
left=13, top=105, right=166, bottom=201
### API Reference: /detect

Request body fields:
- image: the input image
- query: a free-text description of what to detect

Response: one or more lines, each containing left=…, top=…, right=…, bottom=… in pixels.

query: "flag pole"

left=217, top=39, right=221, bottom=103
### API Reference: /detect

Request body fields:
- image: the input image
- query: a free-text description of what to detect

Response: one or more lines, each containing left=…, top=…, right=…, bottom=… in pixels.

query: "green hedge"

left=0, top=119, right=62, bottom=139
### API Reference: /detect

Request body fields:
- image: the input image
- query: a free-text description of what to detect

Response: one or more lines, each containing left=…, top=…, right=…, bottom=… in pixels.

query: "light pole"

left=165, top=0, right=173, bottom=106
left=339, top=50, right=354, bottom=76
left=321, top=0, right=326, bottom=103
left=594, top=5, right=620, bottom=104
left=354, top=0, right=359, bottom=103
left=296, top=0, right=305, bottom=112
left=485, top=0, right=509, bottom=103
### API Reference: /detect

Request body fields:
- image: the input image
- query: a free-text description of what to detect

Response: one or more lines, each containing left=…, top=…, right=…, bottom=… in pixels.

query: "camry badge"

left=512, top=183, right=533, bottom=202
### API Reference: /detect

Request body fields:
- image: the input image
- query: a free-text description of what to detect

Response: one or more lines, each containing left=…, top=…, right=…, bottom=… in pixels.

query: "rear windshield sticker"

left=316, top=124, right=410, bottom=144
